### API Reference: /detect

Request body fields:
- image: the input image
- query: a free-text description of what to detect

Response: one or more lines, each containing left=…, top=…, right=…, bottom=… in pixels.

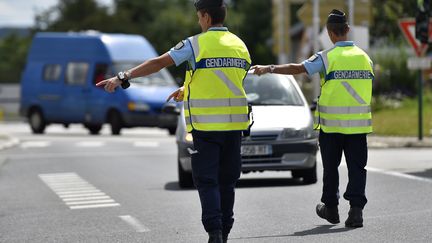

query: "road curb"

left=0, top=134, right=20, bottom=151
left=368, top=136, right=432, bottom=149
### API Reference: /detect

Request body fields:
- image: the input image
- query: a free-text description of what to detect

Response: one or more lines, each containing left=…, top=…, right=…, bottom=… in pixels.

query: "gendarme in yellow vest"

left=183, top=30, right=251, bottom=132
left=314, top=45, right=373, bottom=134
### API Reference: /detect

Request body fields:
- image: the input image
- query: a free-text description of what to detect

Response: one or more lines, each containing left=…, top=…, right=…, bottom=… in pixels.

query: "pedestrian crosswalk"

left=21, top=140, right=160, bottom=149
left=39, top=172, right=120, bottom=210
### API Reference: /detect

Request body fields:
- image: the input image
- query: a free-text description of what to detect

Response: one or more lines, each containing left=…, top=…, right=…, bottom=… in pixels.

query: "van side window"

left=43, top=64, right=62, bottom=81
left=93, top=63, right=108, bottom=85
left=66, top=62, right=89, bottom=85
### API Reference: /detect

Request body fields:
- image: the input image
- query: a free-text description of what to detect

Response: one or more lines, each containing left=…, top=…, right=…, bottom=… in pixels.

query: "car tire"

left=29, top=109, right=46, bottom=134
left=168, top=127, right=176, bottom=135
left=178, top=159, right=194, bottom=188
left=87, top=124, right=102, bottom=135
left=108, top=111, right=122, bottom=135
left=292, top=163, right=317, bottom=184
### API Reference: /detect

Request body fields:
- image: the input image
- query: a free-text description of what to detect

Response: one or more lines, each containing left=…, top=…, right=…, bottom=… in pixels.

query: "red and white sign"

left=399, top=18, right=432, bottom=57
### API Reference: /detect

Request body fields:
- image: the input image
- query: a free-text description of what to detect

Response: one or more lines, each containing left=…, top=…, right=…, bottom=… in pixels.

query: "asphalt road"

left=0, top=123, right=431, bottom=242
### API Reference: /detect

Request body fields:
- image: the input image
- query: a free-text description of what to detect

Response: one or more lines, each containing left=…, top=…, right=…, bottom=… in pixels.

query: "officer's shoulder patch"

left=174, top=40, right=185, bottom=50
left=307, top=54, right=319, bottom=62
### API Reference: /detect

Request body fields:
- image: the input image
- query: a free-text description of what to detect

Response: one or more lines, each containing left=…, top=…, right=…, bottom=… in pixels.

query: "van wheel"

left=292, top=163, right=317, bottom=184
left=87, top=124, right=102, bottom=135
left=168, top=127, right=176, bottom=135
left=29, top=109, right=46, bottom=134
left=108, top=111, right=122, bottom=135
left=178, top=159, right=194, bottom=188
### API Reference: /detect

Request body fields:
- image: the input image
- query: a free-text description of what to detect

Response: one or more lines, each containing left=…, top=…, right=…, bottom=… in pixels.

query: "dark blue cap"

left=327, top=9, right=347, bottom=24
left=194, top=0, right=224, bottom=11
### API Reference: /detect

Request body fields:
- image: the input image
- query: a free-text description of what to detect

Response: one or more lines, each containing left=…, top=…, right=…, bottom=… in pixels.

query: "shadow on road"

left=230, top=225, right=355, bottom=241
left=409, top=168, right=432, bottom=179
left=164, top=177, right=307, bottom=191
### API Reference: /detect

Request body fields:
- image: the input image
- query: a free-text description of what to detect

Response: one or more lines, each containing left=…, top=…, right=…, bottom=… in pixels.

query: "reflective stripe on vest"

left=318, top=105, right=371, bottom=114
left=184, top=98, right=248, bottom=110
left=314, top=117, right=372, bottom=127
left=185, top=114, right=249, bottom=125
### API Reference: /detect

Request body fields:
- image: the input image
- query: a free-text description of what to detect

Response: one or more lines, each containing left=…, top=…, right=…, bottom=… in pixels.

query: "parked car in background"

left=20, top=31, right=179, bottom=135
left=170, top=73, right=319, bottom=188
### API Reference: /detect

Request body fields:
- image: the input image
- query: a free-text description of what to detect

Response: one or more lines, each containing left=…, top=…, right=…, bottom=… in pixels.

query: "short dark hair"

left=327, top=23, right=349, bottom=37
left=199, top=6, right=227, bottom=25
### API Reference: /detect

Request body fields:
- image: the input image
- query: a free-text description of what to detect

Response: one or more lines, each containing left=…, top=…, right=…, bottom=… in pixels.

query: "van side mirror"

left=162, top=103, right=180, bottom=115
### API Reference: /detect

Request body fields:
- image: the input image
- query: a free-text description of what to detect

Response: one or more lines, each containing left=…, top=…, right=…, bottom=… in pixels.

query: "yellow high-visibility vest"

left=183, top=29, right=251, bottom=132
left=314, top=45, right=373, bottom=134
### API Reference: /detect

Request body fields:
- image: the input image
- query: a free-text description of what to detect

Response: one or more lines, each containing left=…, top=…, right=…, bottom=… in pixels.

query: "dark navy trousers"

left=191, top=130, right=242, bottom=234
left=319, top=130, right=368, bottom=209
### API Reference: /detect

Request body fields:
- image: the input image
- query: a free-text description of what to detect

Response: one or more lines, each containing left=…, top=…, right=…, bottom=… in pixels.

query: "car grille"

left=247, top=134, right=279, bottom=141
left=242, top=156, right=282, bottom=164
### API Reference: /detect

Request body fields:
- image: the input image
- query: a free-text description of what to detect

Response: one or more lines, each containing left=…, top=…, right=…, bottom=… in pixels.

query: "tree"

left=0, top=34, right=31, bottom=83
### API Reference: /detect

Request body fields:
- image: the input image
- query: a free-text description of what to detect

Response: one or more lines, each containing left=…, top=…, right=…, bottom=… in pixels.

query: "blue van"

left=20, top=31, right=179, bottom=135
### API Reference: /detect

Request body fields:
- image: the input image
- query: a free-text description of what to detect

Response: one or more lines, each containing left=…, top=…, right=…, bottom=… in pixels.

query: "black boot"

left=208, top=230, right=223, bottom=243
left=316, top=203, right=340, bottom=224
left=345, top=207, right=363, bottom=228
left=222, top=232, right=228, bottom=243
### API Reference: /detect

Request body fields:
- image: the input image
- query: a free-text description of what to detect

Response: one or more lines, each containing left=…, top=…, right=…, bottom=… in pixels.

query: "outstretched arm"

left=96, top=53, right=175, bottom=93
left=250, top=63, right=307, bottom=76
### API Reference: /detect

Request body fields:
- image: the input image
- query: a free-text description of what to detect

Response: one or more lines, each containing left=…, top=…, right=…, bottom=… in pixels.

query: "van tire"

left=108, top=111, right=122, bottom=135
left=178, top=159, right=194, bottom=188
left=29, top=109, right=46, bottom=134
left=87, top=124, right=102, bottom=135
left=168, top=127, right=176, bottom=135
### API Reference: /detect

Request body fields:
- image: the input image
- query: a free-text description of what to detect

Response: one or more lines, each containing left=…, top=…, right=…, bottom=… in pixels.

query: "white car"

left=170, top=73, right=318, bottom=188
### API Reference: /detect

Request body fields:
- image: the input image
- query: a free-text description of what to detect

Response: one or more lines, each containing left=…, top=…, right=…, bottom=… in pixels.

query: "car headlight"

left=279, top=127, right=313, bottom=140
left=128, top=102, right=150, bottom=111
left=185, top=133, right=193, bottom=142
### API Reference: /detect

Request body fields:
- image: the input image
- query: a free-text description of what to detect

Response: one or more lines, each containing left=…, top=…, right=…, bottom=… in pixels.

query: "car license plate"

left=241, top=145, right=272, bottom=156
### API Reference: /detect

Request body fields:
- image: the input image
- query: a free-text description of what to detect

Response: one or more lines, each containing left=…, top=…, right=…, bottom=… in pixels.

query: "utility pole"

left=277, top=0, right=288, bottom=64
left=312, top=0, right=320, bottom=99
left=348, top=0, right=354, bottom=39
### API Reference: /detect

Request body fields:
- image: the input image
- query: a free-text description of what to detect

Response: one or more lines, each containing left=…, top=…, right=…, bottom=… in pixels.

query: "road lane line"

left=70, top=203, right=120, bottom=210
left=66, top=199, right=115, bottom=205
left=59, top=192, right=107, bottom=198
left=133, top=141, right=159, bottom=147
left=119, top=215, right=150, bottom=233
left=76, top=141, right=105, bottom=147
left=62, top=196, right=111, bottom=202
left=367, top=166, right=432, bottom=183
left=39, top=172, right=121, bottom=209
left=21, top=141, right=51, bottom=149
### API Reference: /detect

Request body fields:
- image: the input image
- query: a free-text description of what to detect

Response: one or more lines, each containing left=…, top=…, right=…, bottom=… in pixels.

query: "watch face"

left=118, top=72, right=125, bottom=79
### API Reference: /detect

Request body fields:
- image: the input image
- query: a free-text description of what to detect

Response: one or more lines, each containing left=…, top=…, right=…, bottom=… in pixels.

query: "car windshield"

left=113, top=62, right=176, bottom=86
left=243, top=74, right=304, bottom=106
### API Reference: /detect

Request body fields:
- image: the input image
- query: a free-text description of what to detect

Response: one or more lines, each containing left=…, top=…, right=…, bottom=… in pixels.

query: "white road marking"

left=62, top=196, right=111, bottom=202
left=70, top=203, right=120, bottom=210
left=133, top=141, right=159, bottom=147
left=39, top=172, right=121, bottom=209
left=66, top=199, right=115, bottom=206
left=21, top=141, right=51, bottom=149
left=119, top=215, right=150, bottom=233
left=76, top=141, right=105, bottom=147
left=367, top=166, right=432, bottom=183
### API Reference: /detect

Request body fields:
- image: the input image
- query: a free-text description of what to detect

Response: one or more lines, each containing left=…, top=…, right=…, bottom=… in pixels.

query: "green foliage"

left=370, top=42, right=417, bottom=95
left=0, top=35, right=32, bottom=83
left=373, top=92, right=432, bottom=136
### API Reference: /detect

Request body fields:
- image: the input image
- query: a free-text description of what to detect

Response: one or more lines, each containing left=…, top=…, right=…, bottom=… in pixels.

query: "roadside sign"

left=398, top=18, right=432, bottom=57
left=407, top=57, right=432, bottom=70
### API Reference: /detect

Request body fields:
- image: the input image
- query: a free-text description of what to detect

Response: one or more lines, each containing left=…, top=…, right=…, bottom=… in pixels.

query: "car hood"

left=125, top=85, right=178, bottom=104
left=251, top=105, right=312, bottom=132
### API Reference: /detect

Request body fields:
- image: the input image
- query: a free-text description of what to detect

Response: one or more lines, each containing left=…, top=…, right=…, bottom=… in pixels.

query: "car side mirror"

left=162, top=103, right=180, bottom=115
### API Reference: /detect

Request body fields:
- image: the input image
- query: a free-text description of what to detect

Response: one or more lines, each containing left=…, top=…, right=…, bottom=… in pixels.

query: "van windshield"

left=113, top=62, right=176, bottom=86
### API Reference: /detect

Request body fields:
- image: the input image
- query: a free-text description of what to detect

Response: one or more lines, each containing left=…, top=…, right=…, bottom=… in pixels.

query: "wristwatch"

left=269, top=65, right=275, bottom=73
left=117, top=71, right=131, bottom=89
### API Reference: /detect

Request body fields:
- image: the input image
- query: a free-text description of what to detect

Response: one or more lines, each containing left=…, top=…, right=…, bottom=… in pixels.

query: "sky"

left=0, top=0, right=113, bottom=27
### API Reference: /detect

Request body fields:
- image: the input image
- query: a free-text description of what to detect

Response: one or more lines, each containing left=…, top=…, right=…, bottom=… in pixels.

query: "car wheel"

left=29, top=109, right=46, bottom=134
left=168, top=127, right=176, bottom=135
left=178, top=159, right=194, bottom=188
left=87, top=124, right=102, bottom=135
left=108, top=111, right=122, bottom=135
left=292, top=163, right=317, bottom=184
